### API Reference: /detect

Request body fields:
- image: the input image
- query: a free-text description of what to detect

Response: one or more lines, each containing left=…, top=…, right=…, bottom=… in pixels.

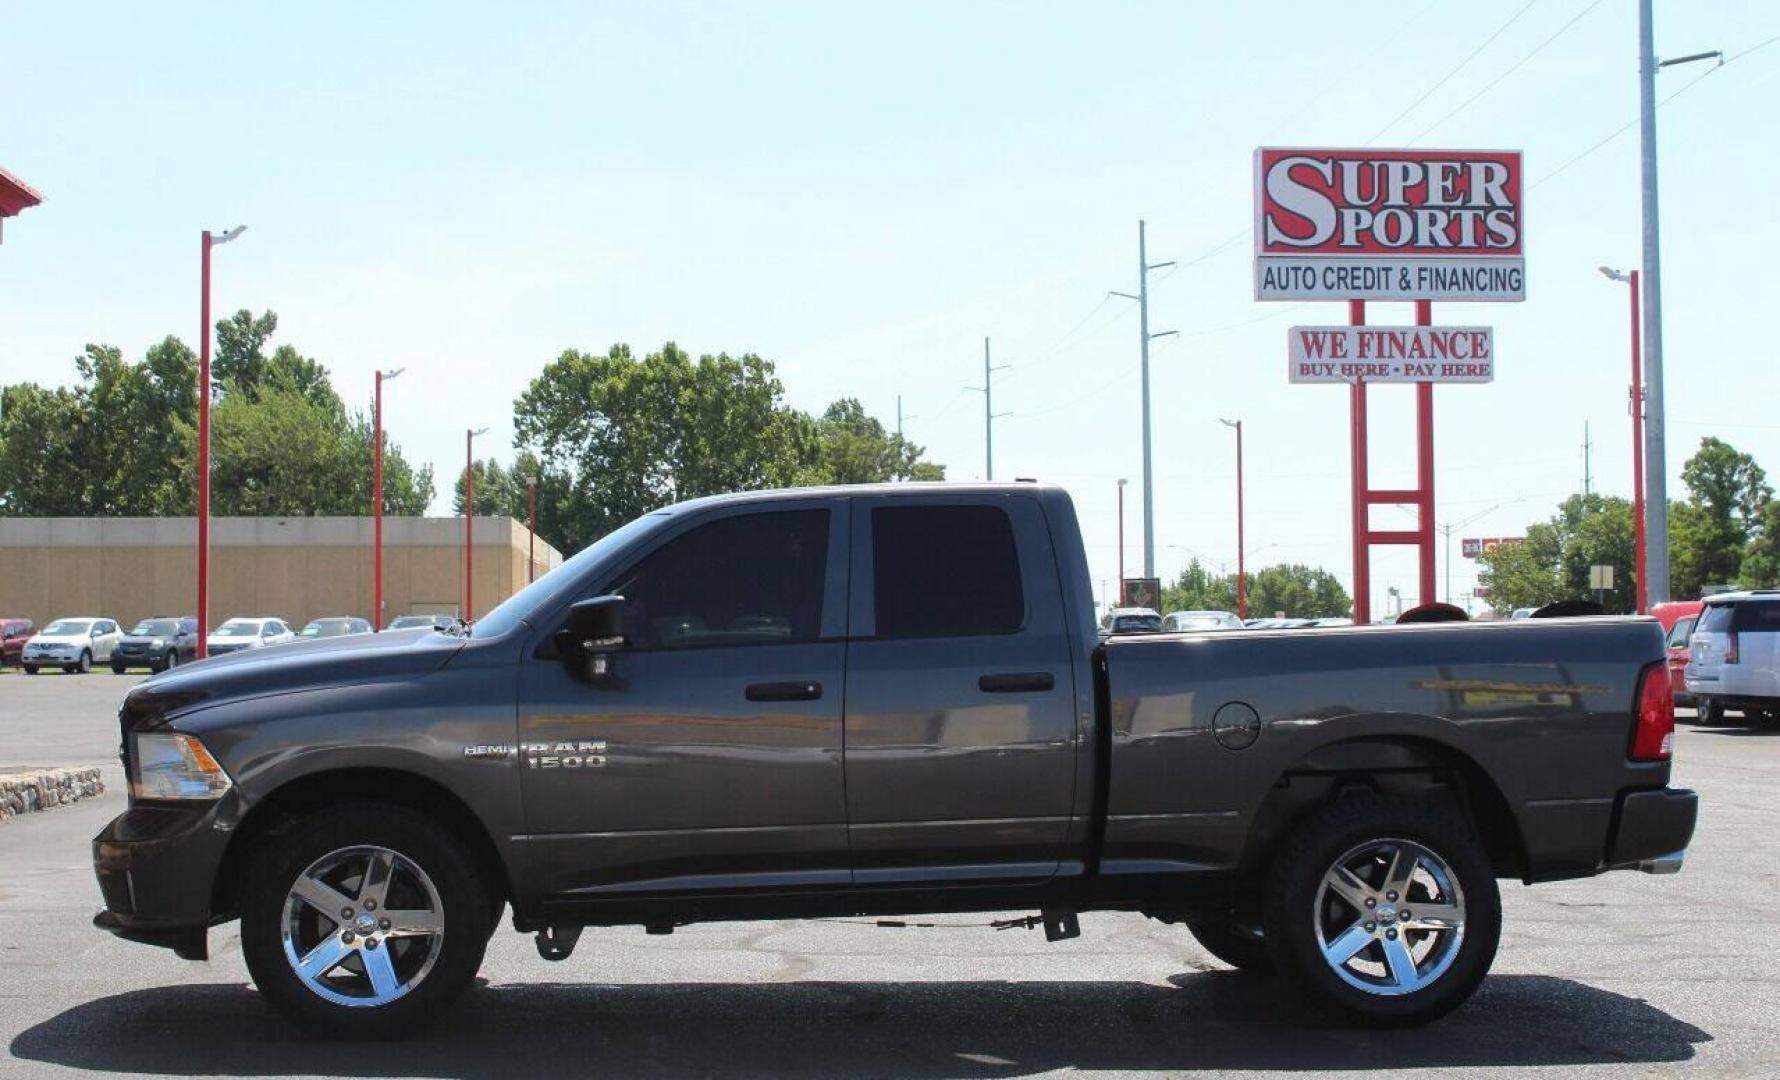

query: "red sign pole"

left=1349, top=300, right=1370, bottom=624
left=1416, top=299, right=1437, bottom=607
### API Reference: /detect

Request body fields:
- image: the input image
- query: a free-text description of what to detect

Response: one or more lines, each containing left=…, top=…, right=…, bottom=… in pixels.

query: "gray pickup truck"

left=94, top=483, right=1697, bottom=1035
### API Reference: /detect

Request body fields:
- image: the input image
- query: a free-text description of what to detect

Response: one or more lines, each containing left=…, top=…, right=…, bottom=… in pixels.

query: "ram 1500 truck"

left=94, top=483, right=1698, bottom=1035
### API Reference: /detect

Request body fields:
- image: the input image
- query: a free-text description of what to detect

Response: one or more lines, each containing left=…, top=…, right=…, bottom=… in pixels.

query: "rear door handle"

left=978, top=672, right=1055, bottom=693
left=745, top=680, right=824, bottom=702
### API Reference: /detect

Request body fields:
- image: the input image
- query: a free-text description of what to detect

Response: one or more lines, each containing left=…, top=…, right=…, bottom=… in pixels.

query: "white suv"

left=1684, top=590, right=1780, bottom=726
left=20, top=617, right=122, bottom=674
left=206, top=617, right=296, bottom=657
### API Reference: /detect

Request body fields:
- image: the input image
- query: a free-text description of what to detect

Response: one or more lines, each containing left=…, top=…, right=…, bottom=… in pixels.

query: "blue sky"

left=3, top=1, right=1777, bottom=613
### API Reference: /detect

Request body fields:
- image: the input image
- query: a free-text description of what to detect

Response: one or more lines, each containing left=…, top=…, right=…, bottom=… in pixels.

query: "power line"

left=1366, top=0, right=1542, bottom=144
left=1408, top=0, right=1604, bottom=144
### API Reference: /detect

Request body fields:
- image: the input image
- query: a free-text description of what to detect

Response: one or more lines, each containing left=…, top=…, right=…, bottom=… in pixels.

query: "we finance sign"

left=1288, top=326, right=1494, bottom=384
left=1254, top=148, right=1524, bottom=302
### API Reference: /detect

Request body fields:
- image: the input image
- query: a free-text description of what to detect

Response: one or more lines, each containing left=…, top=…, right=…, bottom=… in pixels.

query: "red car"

left=1650, top=599, right=1704, bottom=705
left=0, top=618, right=36, bottom=667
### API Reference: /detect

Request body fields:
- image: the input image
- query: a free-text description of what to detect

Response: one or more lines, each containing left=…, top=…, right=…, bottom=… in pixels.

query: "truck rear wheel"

left=240, top=802, right=491, bottom=1037
left=1263, top=795, right=1500, bottom=1026
left=1184, top=909, right=1272, bottom=972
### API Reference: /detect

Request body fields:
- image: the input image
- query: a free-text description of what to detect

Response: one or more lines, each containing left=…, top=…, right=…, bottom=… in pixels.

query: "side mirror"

left=555, top=595, right=628, bottom=681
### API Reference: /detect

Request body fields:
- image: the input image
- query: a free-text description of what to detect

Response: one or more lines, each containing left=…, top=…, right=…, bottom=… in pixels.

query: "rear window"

left=872, top=504, right=1024, bottom=639
left=1699, top=605, right=1735, bottom=633
left=1732, top=602, right=1780, bottom=632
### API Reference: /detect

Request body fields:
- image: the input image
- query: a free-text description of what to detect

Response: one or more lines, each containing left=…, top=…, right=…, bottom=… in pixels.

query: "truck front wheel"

left=240, top=802, right=491, bottom=1037
left=1263, top=795, right=1500, bottom=1026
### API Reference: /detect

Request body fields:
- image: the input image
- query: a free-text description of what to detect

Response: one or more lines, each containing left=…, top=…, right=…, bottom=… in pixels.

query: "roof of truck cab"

left=658, top=482, right=1069, bottom=515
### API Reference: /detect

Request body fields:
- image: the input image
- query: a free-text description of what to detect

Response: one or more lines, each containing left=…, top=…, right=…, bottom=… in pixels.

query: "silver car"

left=1684, top=590, right=1780, bottom=726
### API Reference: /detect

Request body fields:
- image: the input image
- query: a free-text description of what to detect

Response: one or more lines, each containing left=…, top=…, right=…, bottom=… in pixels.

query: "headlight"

left=131, top=732, right=233, bottom=800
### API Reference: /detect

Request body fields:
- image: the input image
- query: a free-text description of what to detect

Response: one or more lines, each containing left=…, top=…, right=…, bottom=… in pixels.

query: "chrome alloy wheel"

left=1313, top=837, right=1466, bottom=996
left=281, top=845, right=445, bottom=1008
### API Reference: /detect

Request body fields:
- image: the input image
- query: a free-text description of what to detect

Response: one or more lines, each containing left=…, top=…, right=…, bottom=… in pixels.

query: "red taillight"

left=1632, top=663, right=1675, bottom=762
left=1725, top=631, right=1740, bottom=664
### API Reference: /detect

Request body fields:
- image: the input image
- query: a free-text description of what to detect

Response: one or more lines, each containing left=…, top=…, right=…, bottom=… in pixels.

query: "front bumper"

left=1606, top=787, right=1699, bottom=874
left=91, top=797, right=240, bottom=960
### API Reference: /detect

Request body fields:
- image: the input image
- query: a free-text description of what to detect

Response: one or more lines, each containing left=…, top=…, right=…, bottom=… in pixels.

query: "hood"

left=27, top=633, right=88, bottom=646
left=126, top=628, right=466, bottom=726
left=120, top=634, right=172, bottom=645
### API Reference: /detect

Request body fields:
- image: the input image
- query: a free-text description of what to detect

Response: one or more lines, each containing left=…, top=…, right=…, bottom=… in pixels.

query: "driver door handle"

left=978, top=672, right=1055, bottom=693
left=746, top=680, right=824, bottom=702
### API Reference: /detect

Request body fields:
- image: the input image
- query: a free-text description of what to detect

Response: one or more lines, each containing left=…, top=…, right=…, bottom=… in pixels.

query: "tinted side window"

left=1699, top=606, right=1735, bottom=633
left=610, top=509, right=829, bottom=649
left=872, top=504, right=1024, bottom=639
left=1732, top=602, right=1780, bottom=632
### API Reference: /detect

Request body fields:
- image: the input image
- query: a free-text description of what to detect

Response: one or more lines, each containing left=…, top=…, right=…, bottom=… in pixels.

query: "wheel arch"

left=211, top=766, right=512, bottom=921
left=1241, top=732, right=1527, bottom=883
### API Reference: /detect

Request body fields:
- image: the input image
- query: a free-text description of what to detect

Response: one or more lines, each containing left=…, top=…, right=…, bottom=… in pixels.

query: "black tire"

left=111, top=662, right=128, bottom=674
left=240, top=802, right=492, bottom=1037
left=74, top=650, right=91, bottom=674
left=1185, top=908, right=1273, bottom=972
left=1263, top=795, right=1501, bottom=1027
left=161, top=651, right=179, bottom=673
left=22, top=665, right=37, bottom=675
left=1698, top=699, right=1728, bottom=726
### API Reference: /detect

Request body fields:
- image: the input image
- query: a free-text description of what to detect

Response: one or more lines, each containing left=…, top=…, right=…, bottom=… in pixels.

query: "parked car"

left=98, top=482, right=1694, bottom=1035
left=1161, top=609, right=1244, bottom=632
left=386, top=613, right=466, bottom=634
left=1102, top=606, right=1163, bottom=635
left=20, top=617, right=122, bottom=674
left=300, top=617, right=374, bottom=639
left=1, top=618, right=36, bottom=667
left=112, top=616, right=201, bottom=674
left=1650, top=599, right=1704, bottom=707
left=1685, top=590, right=1780, bottom=726
left=206, top=617, right=295, bottom=657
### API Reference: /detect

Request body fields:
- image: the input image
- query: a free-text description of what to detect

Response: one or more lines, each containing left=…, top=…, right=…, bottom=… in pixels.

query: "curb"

left=0, top=767, right=106, bottom=820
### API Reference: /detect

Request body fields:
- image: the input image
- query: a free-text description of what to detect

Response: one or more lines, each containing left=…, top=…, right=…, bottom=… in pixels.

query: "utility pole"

left=1639, top=0, right=1721, bottom=604
left=1583, top=422, right=1593, bottom=496
left=1116, top=478, right=1127, bottom=604
left=965, top=337, right=1009, bottom=481
left=1109, top=220, right=1175, bottom=577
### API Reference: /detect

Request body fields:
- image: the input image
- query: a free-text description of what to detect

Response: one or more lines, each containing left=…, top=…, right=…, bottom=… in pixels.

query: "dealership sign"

left=1288, top=326, right=1493, bottom=383
left=1255, top=148, right=1524, bottom=302
left=1461, top=537, right=1523, bottom=559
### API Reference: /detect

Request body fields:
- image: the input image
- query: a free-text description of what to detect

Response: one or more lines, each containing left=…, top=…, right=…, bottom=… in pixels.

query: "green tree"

left=1741, top=500, right=1780, bottom=588
left=513, top=344, right=943, bottom=553
left=1160, top=558, right=1240, bottom=613
left=453, top=457, right=523, bottom=517
left=1247, top=563, right=1352, bottom=619
left=1670, top=437, right=1771, bottom=597
left=1477, top=494, right=1637, bottom=613
left=0, top=314, right=431, bottom=519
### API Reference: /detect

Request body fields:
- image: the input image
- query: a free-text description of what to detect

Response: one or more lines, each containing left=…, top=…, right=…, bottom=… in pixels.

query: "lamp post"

left=527, top=476, right=538, bottom=583
left=1218, top=418, right=1246, bottom=620
left=1600, top=266, right=1648, bottom=614
left=196, top=225, right=246, bottom=658
left=463, top=427, right=488, bottom=621
left=1116, top=478, right=1127, bottom=606
left=372, top=367, right=405, bottom=630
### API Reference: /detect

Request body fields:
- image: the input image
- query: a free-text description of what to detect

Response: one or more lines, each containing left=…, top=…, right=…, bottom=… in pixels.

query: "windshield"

left=42, top=620, right=91, bottom=636
left=302, top=620, right=352, bottom=637
left=1113, top=615, right=1162, bottom=632
left=1173, top=617, right=1228, bottom=631
left=213, top=622, right=261, bottom=637
left=130, top=619, right=179, bottom=637
left=471, top=510, right=672, bottom=637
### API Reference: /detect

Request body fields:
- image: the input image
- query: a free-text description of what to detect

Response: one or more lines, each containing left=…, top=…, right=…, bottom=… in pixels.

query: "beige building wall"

left=0, top=517, right=564, bottom=631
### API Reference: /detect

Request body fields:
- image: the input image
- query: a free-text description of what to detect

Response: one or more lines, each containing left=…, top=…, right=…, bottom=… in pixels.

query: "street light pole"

left=1116, top=478, right=1127, bottom=605
left=1638, top=0, right=1722, bottom=604
left=1601, top=266, right=1648, bottom=613
left=464, top=426, right=488, bottom=622
left=1110, top=221, right=1175, bottom=579
left=527, top=476, right=538, bottom=583
left=1219, top=418, right=1246, bottom=620
left=373, top=367, right=404, bottom=630
left=196, top=225, right=245, bottom=658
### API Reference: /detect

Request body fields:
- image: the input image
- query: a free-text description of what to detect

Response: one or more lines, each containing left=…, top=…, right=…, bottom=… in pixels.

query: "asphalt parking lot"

left=1, top=673, right=1776, bottom=1078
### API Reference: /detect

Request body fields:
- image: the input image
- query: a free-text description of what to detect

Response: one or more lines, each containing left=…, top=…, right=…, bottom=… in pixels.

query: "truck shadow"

left=10, top=972, right=1705, bottom=1077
